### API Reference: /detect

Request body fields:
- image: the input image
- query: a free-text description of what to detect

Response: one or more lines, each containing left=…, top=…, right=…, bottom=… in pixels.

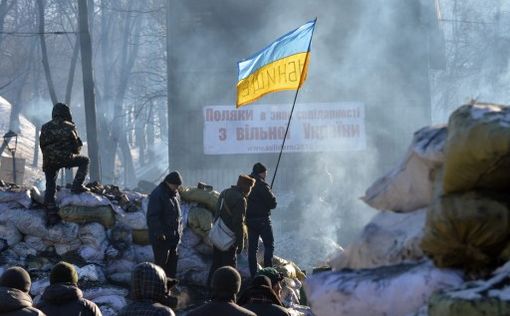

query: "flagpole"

left=271, top=18, right=317, bottom=189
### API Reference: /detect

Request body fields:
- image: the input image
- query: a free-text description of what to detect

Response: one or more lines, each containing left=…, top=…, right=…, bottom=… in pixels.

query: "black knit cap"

left=0, top=266, right=31, bottom=292
left=164, top=171, right=183, bottom=186
left=50, top=261, right=78, bottom=285
left=252, top=162, right=267, bottom=174
left=212, top=266, right=241, bottom=295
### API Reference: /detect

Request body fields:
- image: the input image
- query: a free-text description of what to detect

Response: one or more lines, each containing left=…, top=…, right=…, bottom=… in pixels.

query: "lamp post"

left=1, top=131, right=18, bottom=184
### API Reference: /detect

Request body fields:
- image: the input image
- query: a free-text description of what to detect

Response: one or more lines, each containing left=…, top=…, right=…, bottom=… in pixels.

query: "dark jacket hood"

left=0, top=286, right=33, bottom=313
left=131, top=262, right=168, bottom=304
left=52, top=103, right=73, bottom=122
left=41, top=283, right=82, bottom=305
left=237, top=285, right=283, bottom=307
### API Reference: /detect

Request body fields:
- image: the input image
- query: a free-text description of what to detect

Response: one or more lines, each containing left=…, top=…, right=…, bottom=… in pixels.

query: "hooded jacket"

left=0, top=287, right=45, bottom=316
left=117, top=263, right=176, bottom=316
left=36, top=283, right=101, bottom=316
left=40, top=103, right=82, bottom=171
left=146, top=182, right=181, bottom=246
left=246, top=173, right=277, bottom=219
left=216, top=186, right=248, bottom=250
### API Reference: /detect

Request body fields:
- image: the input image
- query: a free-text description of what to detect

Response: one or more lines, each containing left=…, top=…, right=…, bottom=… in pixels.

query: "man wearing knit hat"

left=189, top=266, right=255, bottom=316
left=247, top=162, right=277, bottom=277
left=147, top=170, right=183, bottom=278
left=0, top=266, right=46, bottom=315
left=37, top=261, right=101, bottom=316
left=208, top=175, right=255, bottom=286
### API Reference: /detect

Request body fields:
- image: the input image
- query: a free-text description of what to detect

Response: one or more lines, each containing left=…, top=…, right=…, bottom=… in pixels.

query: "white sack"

left=47, top=222, right=79, bottom=243
left=79, top=223, right=107, bottom=248
left=180, top=227, right=201, bottom=249
left=12, top=242, right=37, bottom=258
left=115, top=210, right=147, bottom=230
left=0, top=191, right=32, bottom=209
left=79, top=243, right=107, bottom=263
left=0, top=220, right=22, bottom=246
left=30, top=278, right=49, bottom=297
left=54, top=239, right=81, bottom=256
left=362, top=126, right=447, bottom=212
left=10, top=209, right=48, bottom=238
left=57, top=189, right=111, bottom=207
left=304, top=261, right=463, bottom=316
left=83, top=287, right=128, bottom=300
left=133, top=245, right=154, bottom=262
left=329, top=208, right=426, bottom=270
left=77, top=264, right=106, bottom=282
left=94, top=295, right=127, bottom=312
left=24, top=236, right=48, bottom=252
left=177, top=246, right=210, bottom=286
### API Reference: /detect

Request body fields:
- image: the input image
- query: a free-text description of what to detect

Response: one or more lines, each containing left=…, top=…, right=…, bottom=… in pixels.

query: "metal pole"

left=270, top=19, right=317, bottom=189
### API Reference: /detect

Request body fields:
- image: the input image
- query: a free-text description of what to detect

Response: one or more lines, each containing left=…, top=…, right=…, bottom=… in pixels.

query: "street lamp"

left=0, top=131, right=18, bottom=184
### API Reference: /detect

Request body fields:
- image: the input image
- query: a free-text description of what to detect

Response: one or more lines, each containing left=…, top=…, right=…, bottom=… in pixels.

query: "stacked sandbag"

left=178, top=185, right=220, bottom=212
left=329, top=208, right=426, bottom=270
left=362, top=125, right=447, bottom=212
left=304, top=261, right=463, bottom=316
left=428, top=261, right=510, bottom=316
left=421, top=103, right=510, bottom=275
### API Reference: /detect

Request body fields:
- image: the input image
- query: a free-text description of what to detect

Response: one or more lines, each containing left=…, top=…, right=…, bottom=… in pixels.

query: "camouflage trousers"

left=44, top=155, right=89, bottom=207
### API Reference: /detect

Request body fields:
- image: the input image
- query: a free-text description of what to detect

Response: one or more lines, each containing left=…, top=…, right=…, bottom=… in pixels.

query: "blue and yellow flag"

left=236, top=19, right=316, bottom=108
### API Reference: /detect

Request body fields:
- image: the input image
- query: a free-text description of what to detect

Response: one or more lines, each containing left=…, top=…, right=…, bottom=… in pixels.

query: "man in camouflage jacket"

left=40, top=103, right=89, bottom=224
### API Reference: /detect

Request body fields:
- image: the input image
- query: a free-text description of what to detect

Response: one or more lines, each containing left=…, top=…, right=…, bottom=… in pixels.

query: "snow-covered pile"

left=0, top=184, right=311, bottom=315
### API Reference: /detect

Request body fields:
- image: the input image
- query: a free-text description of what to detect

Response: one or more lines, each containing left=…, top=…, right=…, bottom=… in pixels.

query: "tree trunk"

left=0, top=0, right=15, bottom=49
left=78, top=0, right=100, bottom=182
left=157, top=100, right=168, bottom=141
left=147, top=104, right=155, bottom=162
left=166, top=0, right=174, bottom=167
left=37, top=0, right=58, bottom=105
left=65, top=38, right=80, bottom=105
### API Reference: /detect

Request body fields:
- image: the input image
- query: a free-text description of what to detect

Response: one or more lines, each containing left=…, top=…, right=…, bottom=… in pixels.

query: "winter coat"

left=216, top=186, right=248, bottom=250
left=238, top=284, right=290, bottom=316
left=117, top=262, right=176, bottom=316
left=0, top=287, right=45, bottom=316
left=36, top=283, right=101, bottom=316
left=187, top=300, right=256, bottom=316
left=40, top=103, right=82, bottom=172
left=246, top=174, right=277, bottom=219
left=147, top=182, right=182, bottom=247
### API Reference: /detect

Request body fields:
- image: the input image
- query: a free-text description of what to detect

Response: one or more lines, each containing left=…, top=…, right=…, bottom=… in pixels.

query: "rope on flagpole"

left=270, top=18, right=317, bottom=189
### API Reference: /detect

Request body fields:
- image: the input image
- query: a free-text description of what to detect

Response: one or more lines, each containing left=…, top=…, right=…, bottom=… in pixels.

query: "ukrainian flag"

left=236, top=19, right=316, bottom=108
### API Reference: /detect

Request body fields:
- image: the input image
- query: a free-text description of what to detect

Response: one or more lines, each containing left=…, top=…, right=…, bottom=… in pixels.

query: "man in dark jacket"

left=36, top=261, right=101, bottom=316
left=247, top=162, right=277, bottom=277
left=147, top=171, right=183, bottom=278
left=40, top=103, right=90, bottom=225
left=188, top=266, right=255, bottom=316
left=238, top=275, right=290, bottom=316
left=0, top=266, right=46, bottom=316
left=117, top=262, right=176, bottom=316
left=208, top=175, right=255, bottom=286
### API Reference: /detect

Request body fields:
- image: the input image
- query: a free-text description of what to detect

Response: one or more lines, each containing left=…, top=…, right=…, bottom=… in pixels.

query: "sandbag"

left=330, top=209, right=426, bottom=270
left=59, top=205, right=115, bottom=227
left=79, top=223, right=107, bottom=248
left=362, top=125, right=447, bottom=212
left=304, top=261, right=463, bottom=316
left=0, top=220, right=22, bottom=246
left=47, top=222, right=79, bottom=244
left=180, top=227, right=202, bottom=249
left=273, top=256, right=306, bottom=281
left=187, top=206, right=213, bottom=239
left=12, top=242, right=37, bottom=258
left=116, top=210, right=147, bottom=230
left=443, top=103, right=510, bottom=194
left=133, top=245, right=154, bottom=262
left=54, top=239, right=82, bottom=256
left=428, top=261, right=510, bottom=316
left=132, top=229, right=150, bottom=245
left=0, top=190, right=32, bottom=208
left=10, top=209, right=48, bottom=238
left=79, top=244, right=107, bottom=263
left=177, top=246, right=211, bottom=286
left=179, top=187, right=219, bottom=212
left=24, top=236, right=48, bottom=252
left=57, top=190, right=111, bottom=207
left=421, top=191, right=510, bottom=274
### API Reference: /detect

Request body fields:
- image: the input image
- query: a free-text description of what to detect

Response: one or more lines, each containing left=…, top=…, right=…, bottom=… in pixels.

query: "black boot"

left=71, top=184, right=90, bottom=194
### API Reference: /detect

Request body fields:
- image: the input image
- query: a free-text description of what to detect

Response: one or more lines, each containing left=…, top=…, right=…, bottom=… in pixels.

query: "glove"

left=157, top=233, right=166, bottom=241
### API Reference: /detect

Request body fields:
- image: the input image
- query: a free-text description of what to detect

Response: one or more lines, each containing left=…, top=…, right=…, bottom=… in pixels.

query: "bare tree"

left=78, top=0, right=100, bottom=182
left=37, top=0, right=58, bottom=105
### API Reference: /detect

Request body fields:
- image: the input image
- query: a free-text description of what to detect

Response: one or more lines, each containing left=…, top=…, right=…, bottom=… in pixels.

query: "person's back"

left=189, top=266, right=256, bottom=316
left=0, top=267, right=45, bottom=316
left=117, top=262, right=176, bottom=316
left=188, top=300, right=256, bottom=316
left=37, top=284, right=100, bottom=316
left=238, top=275, right=290, bottom=316
left=36, top=262, right=101, bottom=316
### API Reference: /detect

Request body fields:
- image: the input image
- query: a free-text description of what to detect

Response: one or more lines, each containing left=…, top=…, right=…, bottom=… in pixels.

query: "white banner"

left=203, top=102, right=366, bottom=155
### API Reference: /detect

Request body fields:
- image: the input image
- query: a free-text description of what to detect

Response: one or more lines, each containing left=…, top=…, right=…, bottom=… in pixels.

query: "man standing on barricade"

left=40, top=102, right=90, bottom=226
left=247, top=162, right=277, bottom=277
left=147, top=171, right=183, bottom=278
